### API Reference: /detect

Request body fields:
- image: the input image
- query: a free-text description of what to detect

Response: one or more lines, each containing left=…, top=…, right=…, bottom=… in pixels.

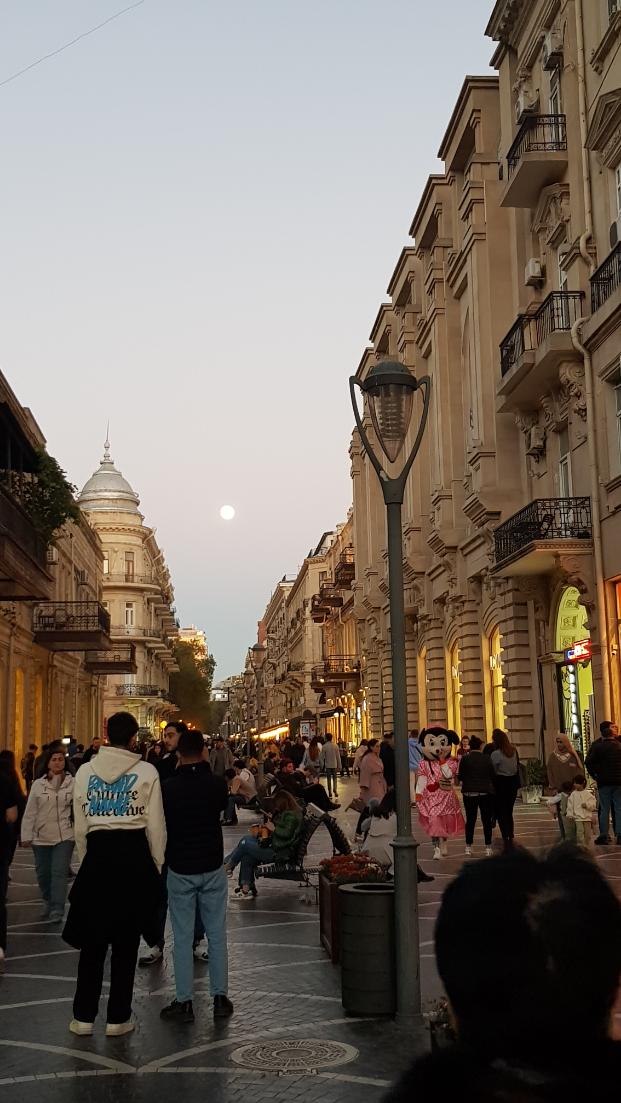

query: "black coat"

left=380, top=741, right=395, bottom=788
left=162, top=762, right=228, bottom=875
left=585, top=737, right=621, bottom=787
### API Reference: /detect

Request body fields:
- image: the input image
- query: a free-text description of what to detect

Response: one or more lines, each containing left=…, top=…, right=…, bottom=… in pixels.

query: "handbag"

left=347, top=797, right=366, bottom=814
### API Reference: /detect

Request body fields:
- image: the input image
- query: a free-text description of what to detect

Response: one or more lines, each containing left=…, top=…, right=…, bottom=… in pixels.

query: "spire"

left=103, top=423, right=111, bottom=463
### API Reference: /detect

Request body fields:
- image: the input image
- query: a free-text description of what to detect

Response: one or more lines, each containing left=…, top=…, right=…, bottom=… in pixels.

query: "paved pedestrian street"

left=2, top=789, right=621, bottom=1102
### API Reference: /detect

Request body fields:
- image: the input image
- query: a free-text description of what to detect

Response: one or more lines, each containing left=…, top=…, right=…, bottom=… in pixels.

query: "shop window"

left=489, top=628, right=505, bottom=731
left=448, top=642, right=462, bottom=732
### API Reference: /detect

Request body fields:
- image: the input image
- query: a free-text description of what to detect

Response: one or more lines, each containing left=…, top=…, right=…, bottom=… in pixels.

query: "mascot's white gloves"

left=416, top=775, right=428, bottom=795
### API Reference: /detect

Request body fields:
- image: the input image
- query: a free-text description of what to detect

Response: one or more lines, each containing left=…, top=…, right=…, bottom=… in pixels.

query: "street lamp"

left=350, top=358, right=430, bottom=1025
left=249, top=643, right=268, bottom=781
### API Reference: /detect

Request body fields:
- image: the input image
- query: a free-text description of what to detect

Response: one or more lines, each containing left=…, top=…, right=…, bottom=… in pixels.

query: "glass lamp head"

left=362, top=360, right=418, bottom=463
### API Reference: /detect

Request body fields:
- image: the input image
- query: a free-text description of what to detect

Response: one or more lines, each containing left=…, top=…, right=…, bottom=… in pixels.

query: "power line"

left=0, top=0, right=146, bottom=90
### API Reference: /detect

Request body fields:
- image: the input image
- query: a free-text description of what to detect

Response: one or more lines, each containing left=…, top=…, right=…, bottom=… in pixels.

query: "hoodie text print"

left=85, top=773, right=145, bottom=818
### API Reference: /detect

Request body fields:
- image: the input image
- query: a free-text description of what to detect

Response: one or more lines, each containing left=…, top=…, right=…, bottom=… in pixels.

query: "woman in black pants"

left=490, top=728, right=520, bottom=848
left=457, top=736, right=496, bottom=856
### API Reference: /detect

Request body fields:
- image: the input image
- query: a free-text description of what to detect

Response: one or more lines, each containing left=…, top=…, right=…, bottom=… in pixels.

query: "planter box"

left=520, top=784, right=543, bottom=804
left=319, top=872, right=341, bottom=963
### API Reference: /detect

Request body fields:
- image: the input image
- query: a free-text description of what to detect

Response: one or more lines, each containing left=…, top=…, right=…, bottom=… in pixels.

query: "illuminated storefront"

left=555, top=586, right=594, bottom=756
left=448, top=642, right=462, bottom=732
left=489, top=627, right=505, bottom=732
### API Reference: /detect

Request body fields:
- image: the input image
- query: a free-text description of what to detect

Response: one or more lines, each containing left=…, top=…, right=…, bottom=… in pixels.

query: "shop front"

left=554, top=585, right=594, bottom=758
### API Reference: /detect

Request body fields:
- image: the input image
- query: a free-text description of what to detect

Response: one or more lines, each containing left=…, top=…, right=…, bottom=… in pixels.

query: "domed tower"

left=78, top=438, right=179, bottom=735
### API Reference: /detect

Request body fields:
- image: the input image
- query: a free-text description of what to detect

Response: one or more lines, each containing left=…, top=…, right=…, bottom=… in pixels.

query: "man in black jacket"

left=379, top=732, right=395, bottom=788
left=159, top=729, right=233, bottom=1023
left=457, top=736, right=496, bottom=855
left=586, top=722, right=621, bottom=844
left=157, top=721, right=186, bottom=783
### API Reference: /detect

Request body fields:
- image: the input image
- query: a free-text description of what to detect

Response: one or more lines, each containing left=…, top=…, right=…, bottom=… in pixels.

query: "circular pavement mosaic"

left=230, top=1038, right=359, bottom=1072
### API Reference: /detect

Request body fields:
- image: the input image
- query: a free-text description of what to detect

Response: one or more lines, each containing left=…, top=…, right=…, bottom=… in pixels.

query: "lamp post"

left=249, top=643, right=268, bottom=783
left=350, top=358, right=430, bottom=1024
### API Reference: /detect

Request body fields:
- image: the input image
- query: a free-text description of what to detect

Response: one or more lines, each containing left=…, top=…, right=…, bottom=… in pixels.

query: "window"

left=103, top=555, right=109, bottom=576
left=549, top=70, right=562, bottom=115
left=124, top=602, right=135, bottom=627
left=489, top=628, right=505, bottom=732
left=559, top=427, right=573, bottom=497
left=124, top=552, right=135, bottom=582
left=557, top=245, right=568, bottom=292
left=448, top=642, right=462, bottom=732
left=102, top=600, right=109, bottom=611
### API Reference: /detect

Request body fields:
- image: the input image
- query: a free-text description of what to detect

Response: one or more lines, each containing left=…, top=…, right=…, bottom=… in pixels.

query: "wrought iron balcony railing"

left=334, top=547, right=355, bottom=587
left=104, top=573, right=159, bottom=586
left=500, top=291, right=584, bottom=376
left=494, top=498, right=592, bottom=565
left=116, top=683, right=163, bottom=698
left=507, top=114, right=567, bottom=178
left=591, top=243, right=621, bottom=313
left=33, top=601, right=111, bottom=635
left=311, top=656, right=361, bottom=682
left=110, top=624, right=165, bottom=638
left=84, top=645, right=137, bottom=673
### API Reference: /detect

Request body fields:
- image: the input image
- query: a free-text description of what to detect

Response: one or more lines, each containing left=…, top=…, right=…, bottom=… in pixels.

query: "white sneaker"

left=440, top=840, right=449, bottom=857
left=193, top=941, right=209, bottom=962
left=0, top=947, right=5, bottom=970
left=465, top=846, right=472, bottom=856
left=485, top=846, right=493, bottom=857
left=433, top=846, right=441, bottom=860
left=106, top=1021, right=135, bottom=1037
left=69, top=1020, right=94, bottom=1036
left=138, top=947, right=163, bottom=967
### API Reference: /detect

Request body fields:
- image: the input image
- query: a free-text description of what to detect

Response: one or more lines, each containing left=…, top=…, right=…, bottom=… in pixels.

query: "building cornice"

left=485, top=0, right=529, bottom=45
left=438, top=75, right=499, bottom=162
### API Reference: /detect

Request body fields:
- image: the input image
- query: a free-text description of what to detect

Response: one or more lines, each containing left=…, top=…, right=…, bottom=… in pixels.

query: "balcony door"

left=558, top=427, right=573, bottom=498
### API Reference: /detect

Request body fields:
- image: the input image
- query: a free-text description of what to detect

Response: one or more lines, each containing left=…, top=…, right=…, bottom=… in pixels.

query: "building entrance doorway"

left=555, top=586, right=593, bottom=757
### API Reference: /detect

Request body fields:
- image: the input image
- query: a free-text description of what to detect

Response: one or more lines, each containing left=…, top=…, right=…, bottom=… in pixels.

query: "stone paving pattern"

left=2, top=778, right=621, bottom=1101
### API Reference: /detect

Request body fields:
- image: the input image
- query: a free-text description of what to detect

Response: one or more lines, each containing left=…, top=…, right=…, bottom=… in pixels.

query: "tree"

left=168, top=641, right=219, bottom=732
left=19, top=450, right=80, bottom=543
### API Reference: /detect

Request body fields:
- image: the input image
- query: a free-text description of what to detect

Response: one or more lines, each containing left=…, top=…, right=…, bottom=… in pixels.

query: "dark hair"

left=44, top=746, right=67, bottom=774
left=178, top=729, right=205, bottom=758
left=600, top=720, right=614, bottom=737
left=29, top=743, right=37, bottom=751
left=363, top=738, right=379, bottom=757
left=435, top=847, right=621, bottom=1055
left=492, top=728, right=516, bottom=758
left=469, top=736, right=482, bottom=751
left=325, top=733, right=333, bottom=742
left=408, top=730, right=419, bottom=740
left=0, top=750, right=24, bottom=795
left=107, top=711, right=139, bottom=747
left=279, top=757, right=293, bottom=770
left=233, top=759, right=246, bottom=770
left=224, top=768, right=236, bottom=780
left=372, top=789, right=397, bottom=818
left=308, top=739, right=320, bottom=761
left=574, top=774, right=587, bottom=786
left=561, top=780, right=575, bottom=794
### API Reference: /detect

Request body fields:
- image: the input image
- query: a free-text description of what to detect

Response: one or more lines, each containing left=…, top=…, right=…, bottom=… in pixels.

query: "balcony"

left=320, top=581, right=343, bottom=608
left=311, top=594, right=328, bottom=623
left=104, top=573, right=159, bottom=588
left=498, top=292, right=584, bottom=410
left=116, top=683, right=164, bottom=698
left=493, top=497, right=592, bottom=575
left=0, top=484, right=52, bottom=600
left=590, top=243, right=621, bottom=314
left=33, top=601, right=111, bottom=650
left=334, top=547, right=355, bottom=588
left=84, top=645, right=137, bottom=674
left=110, top=624, right=164, bottom=640
left=501, top=115, right=568, bottom=208
left=311, top=656, right=361, bottom=691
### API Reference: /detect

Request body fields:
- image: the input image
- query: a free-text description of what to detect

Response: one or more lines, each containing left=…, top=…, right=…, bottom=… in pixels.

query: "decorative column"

left=457, top=590, right=486, bottom=737
left=404, top=623, right=419, bottom=733
left=362, top=635, right=382, bottom=740
left=497, top=581, right=537, bottom=758
left=425, top=604, right=448, bottom=723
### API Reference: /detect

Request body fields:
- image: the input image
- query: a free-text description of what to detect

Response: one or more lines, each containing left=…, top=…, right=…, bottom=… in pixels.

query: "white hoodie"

left=73, top=745, right=166, bottom=870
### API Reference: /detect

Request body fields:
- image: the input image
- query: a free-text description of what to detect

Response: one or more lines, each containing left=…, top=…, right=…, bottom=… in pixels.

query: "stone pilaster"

left=457, top=597, right=485, bottom=737
left=405, top=629, right=419, bottom=732
left=425, top=612, right=448, bottom=724
left=363, top=643, right=382, bottom=740
left=380, top=643, right=394, bottom=734
left=497, top=582, right=537, bottom=758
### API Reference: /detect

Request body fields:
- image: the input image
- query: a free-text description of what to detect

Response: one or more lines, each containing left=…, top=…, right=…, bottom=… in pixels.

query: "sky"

left=0, top=0, right=495, bottom=679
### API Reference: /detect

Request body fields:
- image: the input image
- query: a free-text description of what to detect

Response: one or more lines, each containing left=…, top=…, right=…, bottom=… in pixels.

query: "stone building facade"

left=77, top=440, right=179, bottom=736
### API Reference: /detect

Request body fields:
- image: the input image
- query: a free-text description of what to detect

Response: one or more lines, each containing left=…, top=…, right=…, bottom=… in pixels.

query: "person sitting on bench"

left=223, top=761, right=257, bottom=825
left=276, top=758, right=338, bottom=812
left=224, top=789, right=303, bottom=897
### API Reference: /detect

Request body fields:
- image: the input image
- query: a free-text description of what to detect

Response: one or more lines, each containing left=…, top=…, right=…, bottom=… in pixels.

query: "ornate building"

left=77, top=440, right=179, bottom=736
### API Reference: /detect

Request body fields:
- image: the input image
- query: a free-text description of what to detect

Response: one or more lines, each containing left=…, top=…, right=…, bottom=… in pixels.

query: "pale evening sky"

left=0, top=0, right=494, bottom=678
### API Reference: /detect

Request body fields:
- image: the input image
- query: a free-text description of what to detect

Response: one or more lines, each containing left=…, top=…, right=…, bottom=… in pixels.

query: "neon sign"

left=564, top=639, right=591, bottom=664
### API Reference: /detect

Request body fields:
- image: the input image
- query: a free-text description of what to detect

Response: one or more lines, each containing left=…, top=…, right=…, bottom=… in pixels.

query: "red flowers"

left=319, top=853, right=388, bottom=884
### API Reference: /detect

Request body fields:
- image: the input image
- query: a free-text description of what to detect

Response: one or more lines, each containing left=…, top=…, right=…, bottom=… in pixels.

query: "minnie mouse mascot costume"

left=416, top=726, right=464, bottom=859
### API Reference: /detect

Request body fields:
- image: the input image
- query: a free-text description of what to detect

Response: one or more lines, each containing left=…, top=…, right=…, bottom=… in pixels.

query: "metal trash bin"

left=339, top=882, right=396, bottom=1015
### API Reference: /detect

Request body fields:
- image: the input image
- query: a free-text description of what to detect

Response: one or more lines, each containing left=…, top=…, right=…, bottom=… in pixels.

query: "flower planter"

left=339, top=882, right=396, bottom=1016
left=319, top=872, right=341, bottom=964
left=520, top=784, right=543, bottom=804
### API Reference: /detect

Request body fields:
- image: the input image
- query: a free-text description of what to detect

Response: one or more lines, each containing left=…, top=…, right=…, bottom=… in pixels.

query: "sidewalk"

left=1, top=783, right=620, bottom=1100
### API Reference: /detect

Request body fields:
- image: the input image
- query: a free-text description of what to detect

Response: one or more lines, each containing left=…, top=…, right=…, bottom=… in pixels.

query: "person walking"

left=63, top=711, right=166, bottom=1037
left=586, top=722, right=621, bottom=844
left=566, top=775, right=597, bottom=850
left=356, top=739, right=387, bottom=835
left=0, top=775, right=18, bottom=970
left=81, top=736, right=102, bottom=765
left=379, top=731, right=396, bottom=789
left=301, top=737, right=322, bottom=779
left=209, top=736, right=234, bottom=778
left=20, top=744, right=37, bottom=793
left=408, top=730, right=423, bottom=805
left=353, top=739, right=368, bottom=776
left=159, top=729, right=233, bottom=1023
left=457, top=736, right=495, bottom=856
left=490, top=728, right=520, bottom=849
left=320, top=734, right=342, bottom=799
left=20, top=749, right=74, bottom=921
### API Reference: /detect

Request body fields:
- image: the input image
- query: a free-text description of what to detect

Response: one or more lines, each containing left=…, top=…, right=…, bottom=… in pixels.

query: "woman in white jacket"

left=21, top=748, right=74, bottom=922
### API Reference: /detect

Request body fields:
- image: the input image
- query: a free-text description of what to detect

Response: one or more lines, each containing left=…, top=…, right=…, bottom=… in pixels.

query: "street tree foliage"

left=12, top=450, right=80, bottom=544
left=168, top=640, right=224, bottom=733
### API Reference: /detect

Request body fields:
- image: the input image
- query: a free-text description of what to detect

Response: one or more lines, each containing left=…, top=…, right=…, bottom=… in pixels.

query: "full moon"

left=220, top=505, right=236, bottom=521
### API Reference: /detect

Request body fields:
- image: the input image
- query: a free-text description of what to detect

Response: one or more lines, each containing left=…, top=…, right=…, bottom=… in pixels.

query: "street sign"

left=564, top=639, right=591, bottom=664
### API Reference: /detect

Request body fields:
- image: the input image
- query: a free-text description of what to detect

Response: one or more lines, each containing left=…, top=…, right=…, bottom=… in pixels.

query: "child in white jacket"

left=565, top=775, right=597, bottom=850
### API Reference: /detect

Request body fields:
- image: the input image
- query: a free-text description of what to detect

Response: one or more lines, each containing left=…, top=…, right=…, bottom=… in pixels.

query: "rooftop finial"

left=103, top=423, right=111, bottom=463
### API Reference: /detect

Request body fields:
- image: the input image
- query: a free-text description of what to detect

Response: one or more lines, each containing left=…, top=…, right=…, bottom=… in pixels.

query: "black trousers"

left=73, top=931, right=141, bottom=1024
left=0, top=857, right=8, bottom=952
left=463, top=794, right=495, bottom=845
left=494, top=775, right=519, bottom=841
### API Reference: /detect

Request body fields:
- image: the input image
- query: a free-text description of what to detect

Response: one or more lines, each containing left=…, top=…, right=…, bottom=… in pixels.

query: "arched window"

left=489, top=627, right=505, bottom=731
left=448, top=642, right=462, bottom=732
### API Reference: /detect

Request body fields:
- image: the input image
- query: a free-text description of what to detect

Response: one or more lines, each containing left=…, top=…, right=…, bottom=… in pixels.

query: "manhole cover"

left=230, top=1039, right=359, bottom=1072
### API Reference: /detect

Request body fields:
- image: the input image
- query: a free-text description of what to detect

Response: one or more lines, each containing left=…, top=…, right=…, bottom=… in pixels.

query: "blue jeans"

left=325, top=768, right=338, bottom=797
left=598, top=785, right=621, bottom=838
left=225, top=836, right=274, bottom=888
left=167, top=867, right=228, bottom=1002
left=32, top=840, right=74, bottom=916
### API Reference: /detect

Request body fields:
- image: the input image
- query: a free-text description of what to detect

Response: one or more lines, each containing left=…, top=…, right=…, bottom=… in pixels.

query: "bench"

left=256, top=810, right=351, bottom=894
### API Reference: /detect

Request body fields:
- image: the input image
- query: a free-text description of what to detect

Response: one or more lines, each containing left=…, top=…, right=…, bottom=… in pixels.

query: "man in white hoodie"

left=63, top=712, right=166, bottom=1037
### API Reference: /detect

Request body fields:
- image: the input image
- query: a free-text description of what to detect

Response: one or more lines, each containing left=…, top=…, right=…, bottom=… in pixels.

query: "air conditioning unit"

left=542, top=29, right=563, bottom=70
left=515, top=88, right=538, bottom=123
left=526, top=426, right=546, bottom=456
left=525, top=258, right=545, bottom=286
left=610, top=1, right=621, bottom=20
left=46, top=546, right=58, bottom=565
left=610, top=217, right=621, bottom=249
